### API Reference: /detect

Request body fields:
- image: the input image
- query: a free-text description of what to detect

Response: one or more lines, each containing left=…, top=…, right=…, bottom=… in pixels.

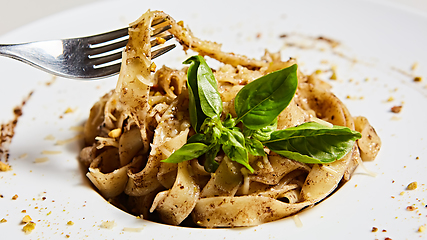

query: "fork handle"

left=0, top=41, right=65, bottom=75
left=0, top=44, right=22, bottom=61
left=0, top=43, right=41, bottom=68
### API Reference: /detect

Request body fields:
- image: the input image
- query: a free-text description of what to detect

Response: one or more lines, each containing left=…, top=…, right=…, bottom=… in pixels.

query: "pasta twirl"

left=79, top=10, right=381, bottom=227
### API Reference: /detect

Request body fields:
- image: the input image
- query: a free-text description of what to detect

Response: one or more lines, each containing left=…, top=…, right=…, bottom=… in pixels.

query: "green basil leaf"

left=235, top=64, right=298, bottom=130
left=184, top=58, right=206, bottom=132
left=220, top=129, right=254, bottom=172
left=161, top=142, right=210, bottom=164
left=204, top=143, right=220, bottom=173
left=184, top=56, right=222, bottom=119
left=263, top=122, right=362, bottom=164
left=245, top=138, right=266, bottom=156
left=187, top=133, right=207, bottom=144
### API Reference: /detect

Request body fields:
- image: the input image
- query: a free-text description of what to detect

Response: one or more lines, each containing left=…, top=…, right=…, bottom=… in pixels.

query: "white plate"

left=1, top=0, right=427, bottom=239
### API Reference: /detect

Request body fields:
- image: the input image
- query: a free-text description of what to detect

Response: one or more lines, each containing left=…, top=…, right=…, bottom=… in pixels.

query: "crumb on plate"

left=407, top=181, right=418, bottom=190
left=391, top=105, right=402, bottom=113
left=406, top=205, right=417, bottom=211
left=414, top=76, right=422, bottom=82
left=64, top=107, right=74, bottom=114
left=330, top=66, right=337, bottom=80
left=22, top=215, right=32, bottom=223
left=0, top=161, right=11, bottom=171
left=22, top=221, right=36, bottom=234
left=100, top=220, right=116, bottom=229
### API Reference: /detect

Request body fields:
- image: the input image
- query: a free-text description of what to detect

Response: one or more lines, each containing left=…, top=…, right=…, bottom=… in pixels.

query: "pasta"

left=79, top=10, right=381, bottom=228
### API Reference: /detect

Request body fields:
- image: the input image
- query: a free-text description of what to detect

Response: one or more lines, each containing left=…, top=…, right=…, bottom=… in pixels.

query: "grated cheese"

left=41, top=150, right=62, bottom=155
left=321, top=165, right=338, bottom=175
left=312, top=117, right=333, bottom=128
left=136, top=74, right=154, bottom=86
left=69, top=126, right=84, bottom=132
left=100, top=220, right=116, bottom=229
left=158, top=145, right=172, bottom=158
left=34, top=157, right=49, bottom=163
left=356, top=157, right=377, bottom=177
left=240, top=168, right=250, bottom=195
left=293, top=215, right=303, bottom=228
left=44, top=134, right=55, bottom=140
left=55, top=134, right=84, bottom=145
left=123, top=227, right=144, bottom=232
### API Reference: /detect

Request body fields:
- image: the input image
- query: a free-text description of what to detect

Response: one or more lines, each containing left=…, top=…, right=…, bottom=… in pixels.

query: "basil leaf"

left=187, top=133, right=207, bottom=144
left=204, top=143, right=220, bottom=173
left=263, top=122, right=362, bottom=164
left=161, top=142, right=210, bottom=163
left=184, top=58, right=207, bottom=132
left=245, top=138, right=266, bottom=156
left=220, top=129, right=254, bottom=172
left=235, top=64, right=298, bottom=130
left=184, top=56, right=222, bottom=119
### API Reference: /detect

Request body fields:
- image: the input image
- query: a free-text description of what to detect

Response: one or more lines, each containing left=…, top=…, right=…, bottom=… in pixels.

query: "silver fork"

left=0, top=18, right=176, bottom=79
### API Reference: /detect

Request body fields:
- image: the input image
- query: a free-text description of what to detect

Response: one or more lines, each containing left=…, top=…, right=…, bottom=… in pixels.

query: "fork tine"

left=90, top=52, right=122, bottom=66
left=152, top=25, right=172, bottom=37
left=86, top=28, right=129, bottom=45
left=151, top=44, right=176, bottom=59
left=86, top=18, right=168, bottom=45
left=86, top=39, right=128, bottom=56
left=151, top=17, right=167, bottom=27
left=88, top=33, right=174, bottom=56
left=91, top=44, right=176, bottom=73
left=91, top=44, right=176, bottom=68
left=92, top=62, right=122, bottom=77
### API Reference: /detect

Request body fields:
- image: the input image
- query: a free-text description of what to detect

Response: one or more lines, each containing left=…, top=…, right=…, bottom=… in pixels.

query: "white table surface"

left=0, top=0, right=426, bottom=37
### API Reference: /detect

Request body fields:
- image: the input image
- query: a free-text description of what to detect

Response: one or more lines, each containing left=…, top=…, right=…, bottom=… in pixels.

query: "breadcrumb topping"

left=22, top=222, right=36, bottom=234
left=406, top=181, right=417, bottom=190
left=0, top=161, right=11, bottom=171
left=391, top=105, right=402, bottom=113
left=22, top=215, right=32, bottom=224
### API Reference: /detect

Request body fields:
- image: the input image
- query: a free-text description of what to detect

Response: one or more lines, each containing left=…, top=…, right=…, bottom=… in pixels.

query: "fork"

left=0, top=18, right=176, bottom=79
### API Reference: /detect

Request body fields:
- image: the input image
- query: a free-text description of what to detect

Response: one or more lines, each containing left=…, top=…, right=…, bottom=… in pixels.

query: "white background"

left=1, top=0, right=427, bottom=36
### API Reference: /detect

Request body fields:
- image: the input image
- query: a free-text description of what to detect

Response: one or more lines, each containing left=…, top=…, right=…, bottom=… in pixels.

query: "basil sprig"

left=162, top=56, right=361, bottom=173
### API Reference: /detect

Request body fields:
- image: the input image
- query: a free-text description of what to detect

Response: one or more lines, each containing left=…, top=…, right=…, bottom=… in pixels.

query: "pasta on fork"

left=79, top=10, right=381, bottom=227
